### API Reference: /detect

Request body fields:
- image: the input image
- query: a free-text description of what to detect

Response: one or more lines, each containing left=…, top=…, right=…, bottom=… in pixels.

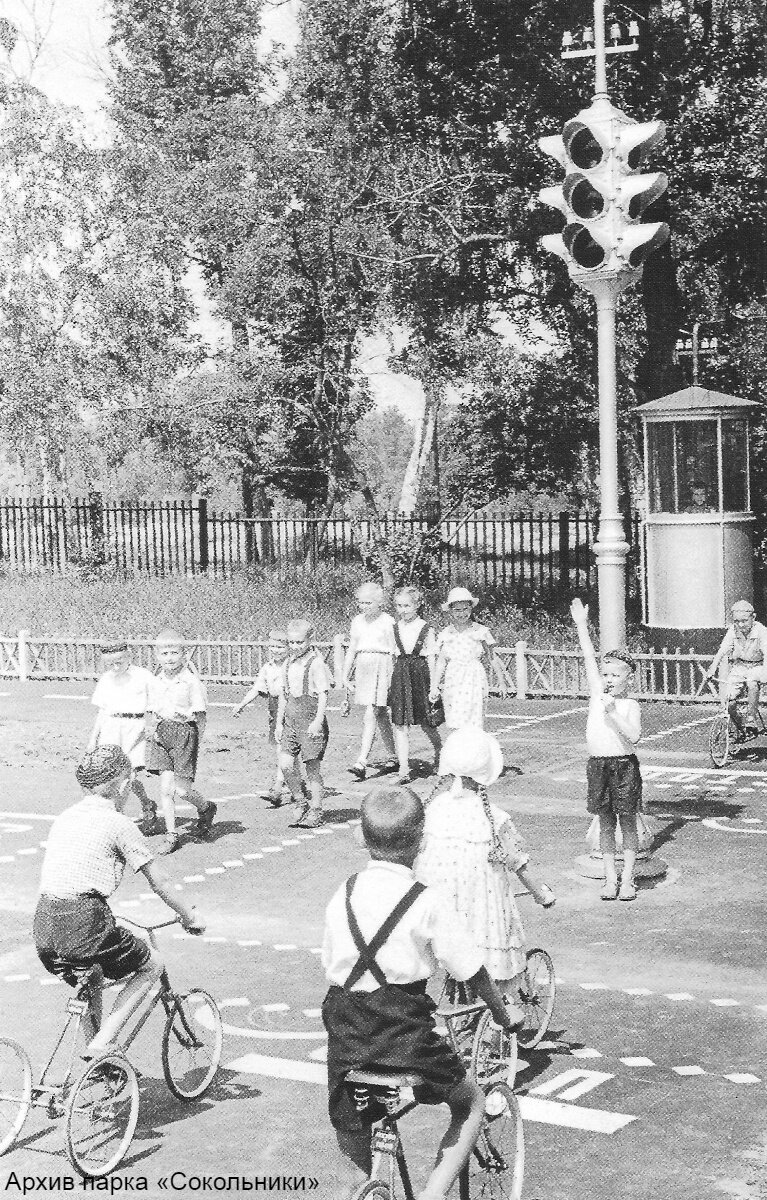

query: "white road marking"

left=220, top=998, right=250, bottom=1008
left=723, top=1073, right=761, bottom=1084
left=665, top=993, right=694, bottom=1001
left=570, top=1047, right=603, bottom=1059
left=703, top=817, right=767, bottom=835
left=262, top=1003, right=290, bottom=1013
left=710, top=998, right=739, bottom=1007
left=530, top=1068, right=614, bottom=1102
left=672, top=1065, right=706, bottom=1076
left=620, top=1057, right=655, bottom=1067
left=225, top=1053, right=635, bottom=1133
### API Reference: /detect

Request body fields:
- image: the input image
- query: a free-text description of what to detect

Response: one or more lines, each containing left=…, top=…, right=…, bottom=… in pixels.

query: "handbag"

left=426, top=697, right=445, bottom=727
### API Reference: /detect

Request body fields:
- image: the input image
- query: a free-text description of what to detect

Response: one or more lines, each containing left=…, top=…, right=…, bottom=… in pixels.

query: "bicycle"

left=0, top=917, right=223, bottom=1178
left=346, top=1065, right=524, bottom=1200
left=708, top=681, right=767, bottom=768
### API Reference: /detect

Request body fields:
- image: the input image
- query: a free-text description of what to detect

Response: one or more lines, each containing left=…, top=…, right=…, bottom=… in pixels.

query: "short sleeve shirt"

left=91, top=665, right=154, bottom=716
left=39, top=795, right=153, bottom=899
left=351, top=613, right=397, bottom=655
left=721, top=621, right=767, bottom=666
left=322, top=860, right=483, bottom=992
left=586, top=694, right=642, bottom=757
left=149, top=666, right=207, bottom=721
left=254, top=662, right=285, bottom=698
left=284, top=652, right=331, bottom=697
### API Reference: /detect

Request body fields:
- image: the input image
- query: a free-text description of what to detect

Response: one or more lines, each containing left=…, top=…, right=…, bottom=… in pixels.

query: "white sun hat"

left=442, top=586, right=479, bottom=612
left=438, top=727, right=504, bottom=786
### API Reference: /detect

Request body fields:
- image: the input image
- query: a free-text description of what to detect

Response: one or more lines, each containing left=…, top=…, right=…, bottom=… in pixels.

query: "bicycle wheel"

left=65, top=1053, right=139, bottom=1178
left=162, top=989, right=222, bottom=1100
left=0, top=1038, right=32, bottom=1154
left=470, top=1012, right=518, bottom=1090
left=460, top=1082, right=524, bottom=1200
left=709, top=713, right=733, bottom=768
left=517, top=948, right=555, bottom=1050
left=352, top=1184, right=391, bottom=1199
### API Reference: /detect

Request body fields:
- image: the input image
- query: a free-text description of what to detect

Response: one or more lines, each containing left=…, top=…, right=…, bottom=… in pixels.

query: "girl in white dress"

left=429, top=587, right=496, bottom=729
left=342, top=581, right=397, bottom=780
left=415, top=728, right=555, bottom=1016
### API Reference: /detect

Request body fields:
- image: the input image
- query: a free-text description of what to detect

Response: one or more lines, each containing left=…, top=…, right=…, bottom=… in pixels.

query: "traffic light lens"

left=570, top=229, right=606, bottom=269
left=568, top=128, right=605, bottom=169
left=570, top=180, right=606, bottom=220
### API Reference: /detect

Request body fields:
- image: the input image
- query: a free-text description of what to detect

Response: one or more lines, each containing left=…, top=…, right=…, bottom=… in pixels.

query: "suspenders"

left=394, top=623, right=430, bottom=658
left=282, top=653, right=316, bottom=697
left=343, top=874, right=426, bottom=991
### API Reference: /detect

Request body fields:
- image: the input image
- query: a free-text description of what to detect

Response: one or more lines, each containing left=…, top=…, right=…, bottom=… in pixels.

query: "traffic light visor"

left=563, top=223, right=609, bottom=269
left=563, top=117, right=611, bottom=169
left=620, top=172, right=668, bottom=219
left=614, top=120, right=666, bottom=168
left=620, top=221, right=670, bottom=267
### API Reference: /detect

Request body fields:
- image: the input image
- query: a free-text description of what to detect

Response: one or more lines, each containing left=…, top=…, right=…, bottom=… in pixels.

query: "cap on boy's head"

left=268, top=628, right=288, bottom=643
left=100, top=640, right=128, bottom=654
left=75, top=745, right=131, bottom=791
left=602, top=649, right=636, bottom=672
left=286, top=618, right=313, bottom=640
left=155, top=628, right=184, bottom=645
left=732, top=600, right=755, bottom=616
left=438, top=727, right=503, bottom=786
left=362, top=787, right=424, bottom=856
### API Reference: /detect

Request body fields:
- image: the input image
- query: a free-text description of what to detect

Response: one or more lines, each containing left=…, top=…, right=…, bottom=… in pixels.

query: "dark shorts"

left=146, top=719, right=199, bottom=779
left=267, top=695, right=280, bottom=743
left=322, top=982, right=466, bottom=1132
left=34, top=893, right=150, bottom=987
left=586, top=755, right=642, bottom=816
left=281, top=717, right=329, bottom=763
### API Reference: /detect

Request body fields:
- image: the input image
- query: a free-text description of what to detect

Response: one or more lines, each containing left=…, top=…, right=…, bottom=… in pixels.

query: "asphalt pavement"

left=1, top=681, right=766, bottom=1199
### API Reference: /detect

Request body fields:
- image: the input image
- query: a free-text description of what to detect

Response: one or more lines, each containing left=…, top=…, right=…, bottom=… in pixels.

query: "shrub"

left=361, top=528, right=441, bottom=590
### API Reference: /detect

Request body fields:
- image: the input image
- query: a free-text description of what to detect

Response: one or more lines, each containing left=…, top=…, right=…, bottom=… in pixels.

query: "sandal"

left=348, top=763, right=366, bottom=781
left=619, top=881, right=638, bottom=902
left=600, top=880, right=619, bottom=901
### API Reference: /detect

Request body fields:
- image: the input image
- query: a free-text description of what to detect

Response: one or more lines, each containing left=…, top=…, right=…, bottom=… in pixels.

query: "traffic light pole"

left=588, top=276, right=631, bottom=649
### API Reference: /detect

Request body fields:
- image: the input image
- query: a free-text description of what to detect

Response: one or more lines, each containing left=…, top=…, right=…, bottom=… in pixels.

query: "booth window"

left=648, top=424, right=675, bottom=512
left=722, top=420, right=748, bottom=511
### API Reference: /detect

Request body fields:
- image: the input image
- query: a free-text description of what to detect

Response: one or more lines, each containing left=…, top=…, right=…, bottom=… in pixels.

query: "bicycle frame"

left=368, top=1101, right=420, bottom=1198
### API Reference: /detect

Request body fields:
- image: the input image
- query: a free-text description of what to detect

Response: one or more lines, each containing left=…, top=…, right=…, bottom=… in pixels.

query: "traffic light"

left=538, top=96, right=669, bottom=284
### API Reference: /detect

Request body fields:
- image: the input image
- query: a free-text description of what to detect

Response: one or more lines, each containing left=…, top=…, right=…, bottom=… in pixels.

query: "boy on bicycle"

left=33, top=745, right=204, bottom=1055
left=321, top=785, right=515, bottom=1200
left=706, top=600, right=767, bottom=738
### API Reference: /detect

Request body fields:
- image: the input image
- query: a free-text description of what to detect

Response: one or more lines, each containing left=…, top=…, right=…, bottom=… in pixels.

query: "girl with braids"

left=415, top=728, right=555, bottom=1020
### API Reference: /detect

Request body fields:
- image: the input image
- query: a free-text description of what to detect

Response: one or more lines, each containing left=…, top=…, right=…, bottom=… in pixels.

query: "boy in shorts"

left=232, top=628, right=290, bottom=806
left=571, top=598, right=642, bottom=901
left=274, top=619, right=331, bottom=829
left=322, top=786, right=514, bottom=1200
left=147, top=629, right=216, bottom=854
left=33, top=745, right=204, bottom=1053
left=87, top=641, right=158, bottom=832
left=705, top=599, right=767, bottom=738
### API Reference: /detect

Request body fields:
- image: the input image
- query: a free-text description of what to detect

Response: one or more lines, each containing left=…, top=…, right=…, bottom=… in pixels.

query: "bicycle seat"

left=345, top=1069, right=425, bottom=1090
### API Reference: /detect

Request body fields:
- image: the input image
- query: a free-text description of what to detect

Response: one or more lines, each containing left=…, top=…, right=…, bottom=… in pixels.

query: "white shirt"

left=39, top=795, right=153, bottom=899
left=395, top=618, right=437, bottom=657
left=149, top=666, right=207, bottom=721
left=351, top=612, right=397, bottom=655
left=254, top=661, right=285, bottom=698
left=322, top=860, right=483, bottom=992
left=91, top=665, right=154, bottom=716
left=586, top=694, right=642, bottom=757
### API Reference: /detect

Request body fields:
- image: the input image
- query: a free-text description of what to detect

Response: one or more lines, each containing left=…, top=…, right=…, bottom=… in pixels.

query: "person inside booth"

left=683, top=481, right=715, bottom=513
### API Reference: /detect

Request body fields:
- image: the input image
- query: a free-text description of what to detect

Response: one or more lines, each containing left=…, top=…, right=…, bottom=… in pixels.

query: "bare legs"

left=394, top=723, right=442, bottom=777
left=87, top=949, right=163, bottom=1053
left=355, top=704, right=396, bottom=768
left=599, top=812, right=639, bottom=900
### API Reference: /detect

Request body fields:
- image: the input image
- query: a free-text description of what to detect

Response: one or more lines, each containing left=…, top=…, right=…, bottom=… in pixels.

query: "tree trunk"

left=398, top=386, right=439, bottom=515
left=635, top=217, right=685, bottom=402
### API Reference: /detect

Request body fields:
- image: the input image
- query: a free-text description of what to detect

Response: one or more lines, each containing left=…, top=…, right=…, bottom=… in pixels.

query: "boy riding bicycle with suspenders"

left=321, top=785, right=514, bottom=1200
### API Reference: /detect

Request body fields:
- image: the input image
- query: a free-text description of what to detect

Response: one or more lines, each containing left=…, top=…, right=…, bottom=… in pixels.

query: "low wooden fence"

left=0, top=497, right=642, bottom=603
left=0, top=631, right=720, bottom=703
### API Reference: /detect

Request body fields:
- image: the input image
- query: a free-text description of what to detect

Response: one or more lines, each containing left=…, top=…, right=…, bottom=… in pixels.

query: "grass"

left=0, top=565, right=646, bottom=649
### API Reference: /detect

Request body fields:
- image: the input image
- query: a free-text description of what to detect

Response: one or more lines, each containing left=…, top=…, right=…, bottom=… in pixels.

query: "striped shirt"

left=39, top=795, right=153, bottom=899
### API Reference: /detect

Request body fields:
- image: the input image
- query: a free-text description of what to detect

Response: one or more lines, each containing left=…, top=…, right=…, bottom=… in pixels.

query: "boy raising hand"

left=571, top=598, right=642, bottom=902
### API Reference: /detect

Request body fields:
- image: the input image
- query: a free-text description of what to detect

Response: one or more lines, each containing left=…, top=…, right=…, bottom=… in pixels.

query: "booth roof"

left=636, top=386, right=758, bottom=415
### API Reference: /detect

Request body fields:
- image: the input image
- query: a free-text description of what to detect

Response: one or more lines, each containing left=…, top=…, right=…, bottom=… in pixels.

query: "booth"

left=638, top=386, right=758, bottom=643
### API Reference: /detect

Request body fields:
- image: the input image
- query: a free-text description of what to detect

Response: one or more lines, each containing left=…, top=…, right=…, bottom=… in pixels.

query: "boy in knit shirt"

left=232, top=628, right=290, bottom=805
left=571, top=598, right=642, bottom=901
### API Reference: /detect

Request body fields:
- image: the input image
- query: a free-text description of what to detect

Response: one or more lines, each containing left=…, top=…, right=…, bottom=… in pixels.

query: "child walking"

left=322, top=785, right=515, bottom=1200
left=570, top=598, right=643, bottom=901
left=343, top=581, right=397, bottom=780
left=87, top=641, right=157, bottom=832
left=429, top=588, right=496, bottom=729
left=275, top=619, right=331, bottom=829
left=415, top=727, right=555, bottom=1020
left=146, top=629, right=216, bottom=855
left=388, top=586, right=442, bottom=783
left=232, top=628, right=290, bottom=806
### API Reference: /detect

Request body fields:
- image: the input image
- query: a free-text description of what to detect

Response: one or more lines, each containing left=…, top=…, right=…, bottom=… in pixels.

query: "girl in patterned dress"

left=415, top=728, right=555, bottom=1016
left=343, top=581, right=397, bottom=781
left=388, top=586, right=443, bottom=783
left=429, top=588, right=496, bottom=729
